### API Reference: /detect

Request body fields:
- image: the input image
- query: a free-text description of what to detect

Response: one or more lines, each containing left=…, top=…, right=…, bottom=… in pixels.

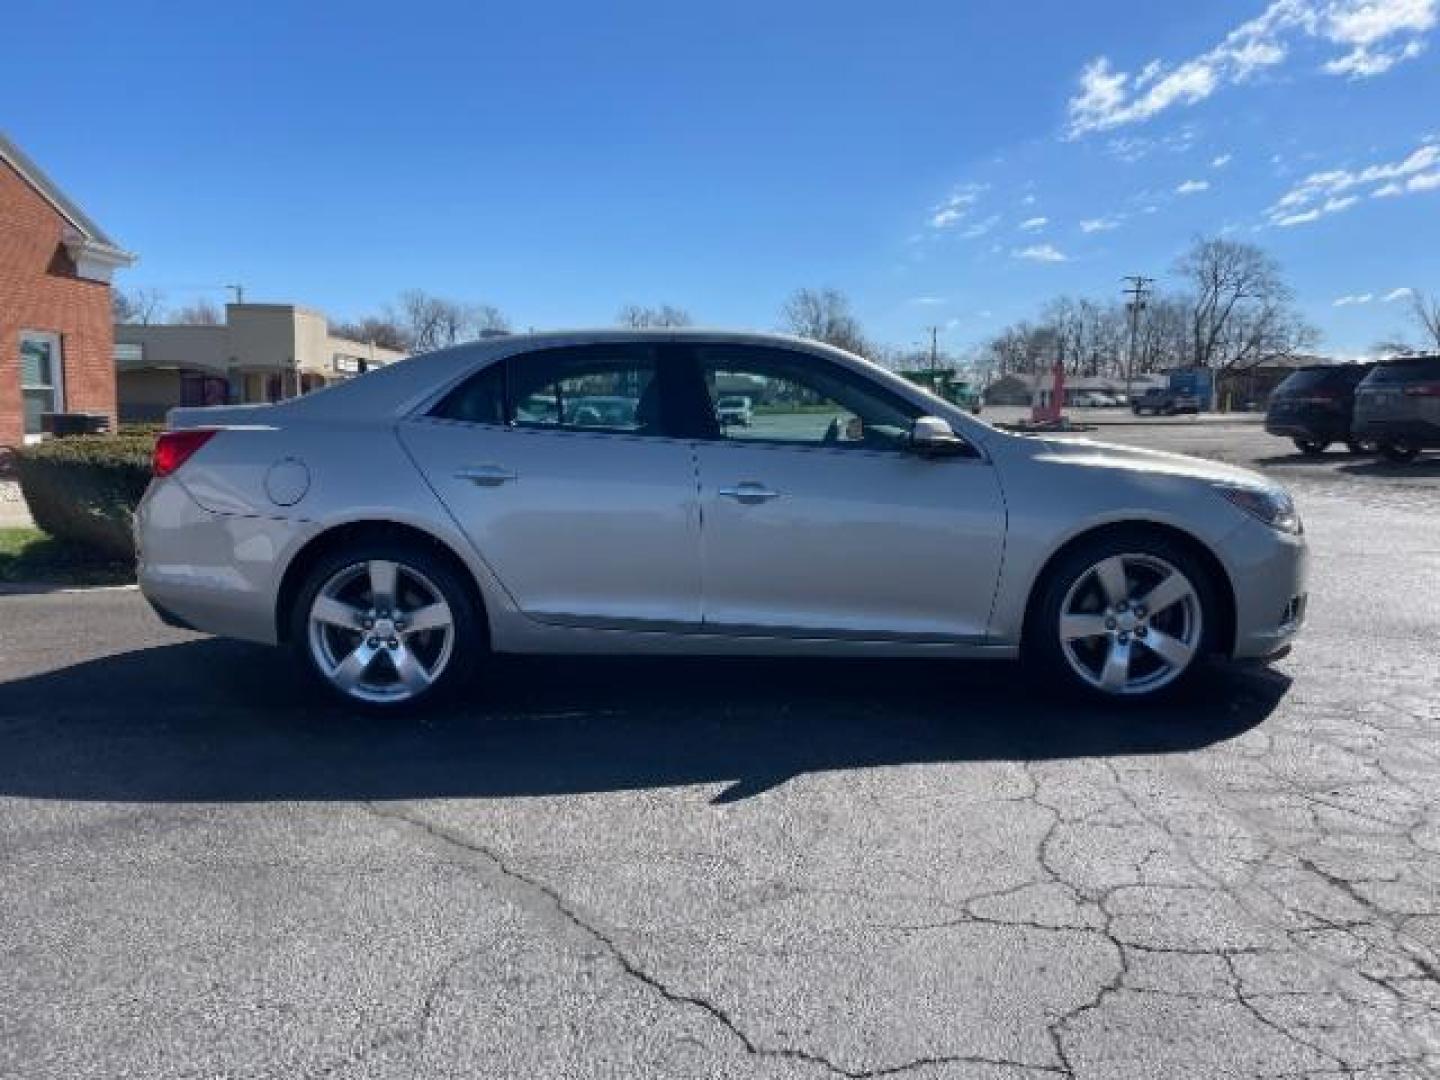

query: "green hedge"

left=15, top=435, right=153, bottom=559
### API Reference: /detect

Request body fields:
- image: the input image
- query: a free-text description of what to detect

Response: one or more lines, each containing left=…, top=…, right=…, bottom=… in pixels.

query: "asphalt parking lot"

left=3, top=422, right=1439, bottom=1079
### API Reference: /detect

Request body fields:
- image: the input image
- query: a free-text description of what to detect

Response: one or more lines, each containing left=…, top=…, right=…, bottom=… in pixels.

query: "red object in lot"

left=1031, top=361, right=1066, bottom=424
left=153, top=429, right=217, bottom=477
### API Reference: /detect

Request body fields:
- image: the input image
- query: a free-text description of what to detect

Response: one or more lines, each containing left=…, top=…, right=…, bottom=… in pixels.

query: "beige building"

left=115, top=303, right=406, bottom=422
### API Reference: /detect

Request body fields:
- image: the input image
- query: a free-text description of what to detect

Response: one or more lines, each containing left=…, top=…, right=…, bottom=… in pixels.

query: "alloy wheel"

left=1058, top=553, right=1203, bottom=696
left=307, top=559, right=456, bottom=704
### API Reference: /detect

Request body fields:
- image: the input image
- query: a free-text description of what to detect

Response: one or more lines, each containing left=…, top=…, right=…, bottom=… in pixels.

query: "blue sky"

left=6, top=0, right=1437, bottom=357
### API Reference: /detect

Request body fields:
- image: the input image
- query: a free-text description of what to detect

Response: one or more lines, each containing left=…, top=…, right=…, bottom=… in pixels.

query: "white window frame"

left=19, top=331, right=65, bottom=444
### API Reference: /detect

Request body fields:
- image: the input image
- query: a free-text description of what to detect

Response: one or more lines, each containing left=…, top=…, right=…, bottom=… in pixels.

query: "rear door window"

left=507, top=344, right=668, bottom=435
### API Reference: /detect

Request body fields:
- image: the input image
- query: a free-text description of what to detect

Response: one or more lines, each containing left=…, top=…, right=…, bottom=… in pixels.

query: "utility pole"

left=1121, top=275, right=1154, bottom=404
left=927, top=325, right=939, bottom=373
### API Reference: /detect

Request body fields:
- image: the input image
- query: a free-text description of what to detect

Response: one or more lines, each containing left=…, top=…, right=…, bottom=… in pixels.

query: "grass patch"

left=0, top=527, right=135, bottom=587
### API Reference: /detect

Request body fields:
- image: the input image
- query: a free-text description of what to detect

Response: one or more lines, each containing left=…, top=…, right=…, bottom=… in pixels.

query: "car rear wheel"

left=1293, top=438, right=1329, bottom=456
left=1345, top=440, right=1376, bottom=455
left=1379, top=441, right=1421, bottom=463
left=290, top=542, right=481, bottom=711
left=1028, top=533, right=1217, bottom=702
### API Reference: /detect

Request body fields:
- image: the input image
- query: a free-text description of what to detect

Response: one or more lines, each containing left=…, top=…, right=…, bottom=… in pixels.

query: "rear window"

left=1364, top=356, right=1440, bottom=385
left=1274, top=367, right=1355, bottom=394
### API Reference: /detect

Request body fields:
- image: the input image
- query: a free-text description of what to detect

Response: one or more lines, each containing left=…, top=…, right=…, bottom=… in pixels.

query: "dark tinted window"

left=1364, top=356, right=1440, bottom=385
left=1273, top=367, right=1363, bottom=394
left=508, top=344, right=662, bottom=434
left=431, top=361, right=506, bottom=425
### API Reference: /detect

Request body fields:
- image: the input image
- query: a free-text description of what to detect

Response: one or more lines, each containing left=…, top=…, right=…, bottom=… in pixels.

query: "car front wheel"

left=1028, top=533, right=1216, bottom=701
left=290, top=542, right=481, bottom=711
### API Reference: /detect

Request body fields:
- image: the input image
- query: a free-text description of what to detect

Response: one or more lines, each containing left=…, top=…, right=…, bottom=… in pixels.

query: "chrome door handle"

left=719, top=482, right=780, bottom=503
left=455, top=465, right=517, bottom=486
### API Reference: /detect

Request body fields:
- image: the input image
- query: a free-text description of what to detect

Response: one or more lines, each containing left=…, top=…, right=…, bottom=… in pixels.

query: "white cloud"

left=1268, top=139, right=1440, bottom=223
left=1333, top=292, right=1374, bottom=305
left=1020, top=194, right=1037, bottom=206
left=1013, top=244, right=1069, bottom=263
left=1212, top=153, right=1234, bottom=168
left=1383, top=287, right=1415, bottom=301
left=1176, top=178, right=1211, bottom=194
left=1066, top=0, right=1437, bottom=136
left=961, top=214, right=1001, bottom=239
left=909, top=296, right=946, bottom=306
left=929, top=183, right=987, bottom=229
left=1080, top=216, right=1121, bottom=233
left=1019, top=216, right=1049, bottom=231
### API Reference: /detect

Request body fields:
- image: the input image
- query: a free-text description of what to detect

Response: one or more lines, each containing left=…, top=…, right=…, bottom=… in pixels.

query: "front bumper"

left=1224, top=518, right=1308, bottom=661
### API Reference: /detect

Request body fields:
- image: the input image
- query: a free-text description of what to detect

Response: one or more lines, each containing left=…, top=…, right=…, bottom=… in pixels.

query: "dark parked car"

left=1264, top=363, right=1375, bottom=456
left=1131, top=388, right=1199, bottom=416
left=1352, top=354, right=1440, bottom=463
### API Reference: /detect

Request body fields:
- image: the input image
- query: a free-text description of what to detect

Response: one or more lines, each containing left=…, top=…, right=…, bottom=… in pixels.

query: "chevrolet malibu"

left=135, top=330, right=1307, bottom=710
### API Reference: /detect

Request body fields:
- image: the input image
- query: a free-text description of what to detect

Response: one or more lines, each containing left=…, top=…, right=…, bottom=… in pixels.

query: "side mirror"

left=909, top=415, right=968, bottom=456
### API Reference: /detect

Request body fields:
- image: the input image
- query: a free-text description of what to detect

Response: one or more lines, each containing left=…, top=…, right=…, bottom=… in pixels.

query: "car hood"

left=1024, top=435, right=1275, bottom=490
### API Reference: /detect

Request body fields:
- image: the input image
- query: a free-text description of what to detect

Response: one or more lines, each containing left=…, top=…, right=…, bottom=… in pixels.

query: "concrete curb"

left=0, top=581, right=138, bottom=597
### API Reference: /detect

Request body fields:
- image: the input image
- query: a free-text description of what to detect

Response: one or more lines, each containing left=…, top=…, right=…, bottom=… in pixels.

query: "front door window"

left=19, top=332, right=64, bottom=437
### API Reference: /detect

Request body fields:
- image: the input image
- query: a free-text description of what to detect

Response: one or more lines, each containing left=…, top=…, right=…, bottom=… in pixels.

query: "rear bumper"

left=1264, top=416, right=1347, bottom=442
left=134, top=478, right=305, bottom=645
left=1350, top=417, right=1440, bottom=445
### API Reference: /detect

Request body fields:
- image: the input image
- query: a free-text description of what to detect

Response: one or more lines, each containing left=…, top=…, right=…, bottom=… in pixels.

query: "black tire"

left=288, top=540, right=483, bottom=713
left=1379, top=442, right=1421, bottom=464
left=1345, top=440, right=1375, bottom=455
left=1293, top=438, right=1329, bottom=456
left=1025, top=530, right=1219, bottom=704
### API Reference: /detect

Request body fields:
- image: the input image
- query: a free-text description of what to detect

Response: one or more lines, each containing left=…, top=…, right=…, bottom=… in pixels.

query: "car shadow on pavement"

left=0, top=639, right=1290, bottom=804
left=1253, top=451, right=1363, bottom=467
left=1337, top=458, right=1440, bottom=478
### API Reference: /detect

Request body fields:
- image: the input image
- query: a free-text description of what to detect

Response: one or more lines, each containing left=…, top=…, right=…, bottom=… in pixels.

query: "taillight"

left=153, top=429, right=218, bottom=477
left=1402, top=382, right=1440, bottom=397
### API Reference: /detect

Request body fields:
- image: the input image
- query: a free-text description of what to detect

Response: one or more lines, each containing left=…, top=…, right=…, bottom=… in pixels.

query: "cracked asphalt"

left=2, top=424, right=1438, bottom=1079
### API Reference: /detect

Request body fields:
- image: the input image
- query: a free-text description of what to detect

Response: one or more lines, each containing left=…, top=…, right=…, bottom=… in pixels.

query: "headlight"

left=1212, top=482, right=1302, bottom=534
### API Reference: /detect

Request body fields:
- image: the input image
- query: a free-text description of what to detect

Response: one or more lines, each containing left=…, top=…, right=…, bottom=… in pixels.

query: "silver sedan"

left=134, top=330, right=1307, bottom=710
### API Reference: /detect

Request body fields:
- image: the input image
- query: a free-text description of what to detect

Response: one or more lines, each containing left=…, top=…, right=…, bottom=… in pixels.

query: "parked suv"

left=1352, top=355, right=1440, bottom=463
left=1264, top=363, right=1374, bottom=455
left=1132, top=388, right=1199, bottom=416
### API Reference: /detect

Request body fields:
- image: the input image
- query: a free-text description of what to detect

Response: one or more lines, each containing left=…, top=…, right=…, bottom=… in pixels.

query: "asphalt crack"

left=362, top=801, right=1064, bottom=1079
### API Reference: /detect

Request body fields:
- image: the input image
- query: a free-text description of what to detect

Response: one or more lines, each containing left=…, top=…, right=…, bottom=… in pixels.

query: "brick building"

left=0, top=131, right=133, bottom=448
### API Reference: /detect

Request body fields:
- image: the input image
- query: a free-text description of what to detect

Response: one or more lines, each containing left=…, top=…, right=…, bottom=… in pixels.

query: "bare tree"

left=330, top=315, right=411, bottom=352
left=170, top=298, right=224, bottom=326
left=112, top=287, right=166, bottom=325
left=1174, top=238, right=1316, bottom=371
left=780, top=288, right=867, bottom=355
left=616, top=303, right=693, bottom=328
left=393, top=290, right=508, bottom=352
left=472, top=304, right=511, bottom=336
left=1405, top=290, right=1440, bottom=352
